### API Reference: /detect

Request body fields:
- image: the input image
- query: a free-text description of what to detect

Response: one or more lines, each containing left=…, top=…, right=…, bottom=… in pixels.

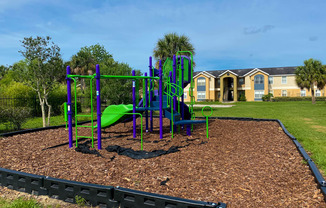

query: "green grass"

left=0, top=113, right=93, bottom=133
left=0, top=197, right=43, bottom=208
left=194, top=101, right=326, bottom=174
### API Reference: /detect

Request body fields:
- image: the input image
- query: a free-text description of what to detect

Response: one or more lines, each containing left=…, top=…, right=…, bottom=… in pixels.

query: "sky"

left=0, top=0, right=325, bottom=73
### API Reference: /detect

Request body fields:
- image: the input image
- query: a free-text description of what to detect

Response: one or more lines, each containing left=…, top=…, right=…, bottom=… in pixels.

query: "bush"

left=262, top=93, right=273, bottom=102
left=272, top=96, right=326, bottom=102
left=238, top=93, right=246, bottom=101
left=0, top=107, right=32, bottom=130
left=203, top=99, right=214, bottom=102
left=48, top=85, right=68, bottom=116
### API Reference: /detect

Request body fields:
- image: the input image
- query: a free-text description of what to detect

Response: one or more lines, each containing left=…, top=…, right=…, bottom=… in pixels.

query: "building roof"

left=194, top=66, right=297, bottom=78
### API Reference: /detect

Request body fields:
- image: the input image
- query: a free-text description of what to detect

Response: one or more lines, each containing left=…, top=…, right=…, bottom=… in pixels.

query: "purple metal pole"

left=149, top=57, right=153, bottom=132
left=145, top=72, right=148, bottom=132
left=181, top=58, right=185, bottom=127
left=96, top=64, right=102, bottom=149
left=173, top=55, right=177, bottom=112
left=66, top=66, right=73, bottom=148
left=187, top=125, right=191, bottom=136
left=169, top=71, right=173, bottom=132
left=159, top=60, right=163, bottom=139
left=132, top=70, right=136, bottom=138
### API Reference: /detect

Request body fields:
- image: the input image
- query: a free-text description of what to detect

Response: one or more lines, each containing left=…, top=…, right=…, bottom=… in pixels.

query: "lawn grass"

left=0, top=113, right=93, bottom=133
left=0, top=197, right=43, bottom=208
left=194, top=101, right=326, bottom=174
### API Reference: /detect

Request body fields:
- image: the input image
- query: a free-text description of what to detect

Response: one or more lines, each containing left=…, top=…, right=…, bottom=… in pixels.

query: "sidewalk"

left=193, top=104, right=234, bottom=108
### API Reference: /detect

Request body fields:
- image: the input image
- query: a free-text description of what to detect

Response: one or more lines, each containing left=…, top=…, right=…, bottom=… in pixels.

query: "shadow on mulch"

left=72, top=137, right=207, bottom=160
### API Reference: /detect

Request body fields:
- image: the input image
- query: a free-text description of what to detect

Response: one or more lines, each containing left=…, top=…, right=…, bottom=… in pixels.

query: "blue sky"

left=0, top=0, right=325, bottom=73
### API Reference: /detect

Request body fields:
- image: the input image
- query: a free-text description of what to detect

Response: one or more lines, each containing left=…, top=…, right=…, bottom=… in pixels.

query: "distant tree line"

left=0, top=32, right=196, bottom=129
left=0, top=36, right=141, bottom=128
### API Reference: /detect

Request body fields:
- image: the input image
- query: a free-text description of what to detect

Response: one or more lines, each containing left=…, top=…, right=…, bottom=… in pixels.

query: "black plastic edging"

left=0, top=166, right=226, bottom=208
left=114, top=187, right=227, bottom=208
left=0, top=167, right=47, bottom=196
left=43, top=176, right=118, bottom=207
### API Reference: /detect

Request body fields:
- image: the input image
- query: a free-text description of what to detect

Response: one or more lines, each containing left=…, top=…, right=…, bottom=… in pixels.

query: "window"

left=254, top=90, right=264, bottom=99
left=239, top=78, right=244, bottom=85
left=268, top=77, right=273, bottom=84
left=282, top=76, right=287, bottom=84
left=197, top=92, right=206, bottom=99
left=184, top=92, right=187, bottom=99
left=217, top=79, right=220, bottom=84
left=282, top=90, right=287, bottom=97
left=197, top=78, right=206, bottom=86
left=254, top=76, right=263, bottom=84
left=316, top=90, right=321, bottom=97
left=300, top=90, right=306, bottom=97
left=269, top=90, right=273, bottom=95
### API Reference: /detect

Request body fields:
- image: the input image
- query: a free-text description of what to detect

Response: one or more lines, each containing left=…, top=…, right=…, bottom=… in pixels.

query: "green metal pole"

left=64, top=102, right=68, bottom=130
left=90, top=78, right=94, bottom=148
left=206, top=116, right=209, bottom=138
left=201, top=106, right=213, bottom=139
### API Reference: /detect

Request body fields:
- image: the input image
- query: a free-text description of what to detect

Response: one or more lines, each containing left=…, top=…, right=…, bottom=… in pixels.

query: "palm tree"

left=295, top=58, right=326, bottom=104
left=69, top=44, right=113, bottom=93
left=153, top=33, right=195, bottom=69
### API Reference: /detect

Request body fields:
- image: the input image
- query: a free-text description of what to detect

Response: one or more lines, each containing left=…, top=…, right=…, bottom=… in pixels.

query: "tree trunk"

left=45, top=98, right=51, bottom=126
left=80, top=78, right=86, bottom=94
left=40, top=101, right=46, bottom=127
left=311, top=84, right=315, bottom=104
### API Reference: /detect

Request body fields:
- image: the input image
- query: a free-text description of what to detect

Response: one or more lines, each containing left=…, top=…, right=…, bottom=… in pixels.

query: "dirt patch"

left=0, top=118, right=325, bottom=208
left=303, top=118, right=314, bottom=124
left=311, top=125, right=326, bottom=133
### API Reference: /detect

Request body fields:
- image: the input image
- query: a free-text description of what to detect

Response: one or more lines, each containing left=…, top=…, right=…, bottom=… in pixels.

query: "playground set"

left=66, top=51, right=212, bottom=150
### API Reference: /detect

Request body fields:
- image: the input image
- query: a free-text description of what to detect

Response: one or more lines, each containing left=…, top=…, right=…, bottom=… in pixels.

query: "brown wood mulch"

left=0, top=118, right=325, bottom=207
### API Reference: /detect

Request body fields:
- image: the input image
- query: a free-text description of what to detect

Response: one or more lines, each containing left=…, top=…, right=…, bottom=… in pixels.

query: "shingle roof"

left=194, top=66, right=297, bottom=77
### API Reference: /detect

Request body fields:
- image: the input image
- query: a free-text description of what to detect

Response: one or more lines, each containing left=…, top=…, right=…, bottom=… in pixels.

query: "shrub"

left=203, top=99, right=214, bottom=102
left=238, top=93, right=246, bottom=101
left=0, top=107, right=32, bottom=130
left=272, top=96, right=326, bottom=102
left=75, top=195, right=88, bottom=206
left=262, top=93, right=273, bottom=102
left=48, top=85, right=68, bottom=116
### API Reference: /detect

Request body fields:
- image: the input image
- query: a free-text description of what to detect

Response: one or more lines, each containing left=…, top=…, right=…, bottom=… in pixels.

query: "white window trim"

left=197, top=91, right=206, bottom=99
left=254, top=90, right=265, bottom=99
left=282, top=76, right=287, bottom=84
left=268, top=77, right=273, bottom=84
left=184, top=92, right=187, bottom=99
left=282, top=90, right=287, bottom=96
left=316, top=89, right=321, bottom=97
left=254, top=76, right=264, bottom=84
left=197, top=78, right=206, bottom=86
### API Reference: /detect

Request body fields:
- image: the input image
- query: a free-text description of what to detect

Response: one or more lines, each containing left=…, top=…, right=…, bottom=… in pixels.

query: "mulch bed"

left=0, top=118, right=325, bottom=207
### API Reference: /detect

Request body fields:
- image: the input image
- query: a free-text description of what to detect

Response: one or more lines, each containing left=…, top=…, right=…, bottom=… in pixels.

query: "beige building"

left=183, top=66, right=326, bottom=102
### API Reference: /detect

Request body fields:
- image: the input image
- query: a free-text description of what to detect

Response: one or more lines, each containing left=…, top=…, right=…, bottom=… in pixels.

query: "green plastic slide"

left=95, top=104, right=133, bottom=128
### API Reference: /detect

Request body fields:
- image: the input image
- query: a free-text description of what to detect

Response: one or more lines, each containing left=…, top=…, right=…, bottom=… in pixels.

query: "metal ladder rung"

left=76, top=125, right=93, bottom=128
left=76, top=136, right=93, bottom=139
left=76, top=114, right=93, bottom=117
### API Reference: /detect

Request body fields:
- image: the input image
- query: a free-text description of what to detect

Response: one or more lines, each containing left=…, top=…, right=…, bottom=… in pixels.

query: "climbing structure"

left=66, top=51, right=209, bottom=150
